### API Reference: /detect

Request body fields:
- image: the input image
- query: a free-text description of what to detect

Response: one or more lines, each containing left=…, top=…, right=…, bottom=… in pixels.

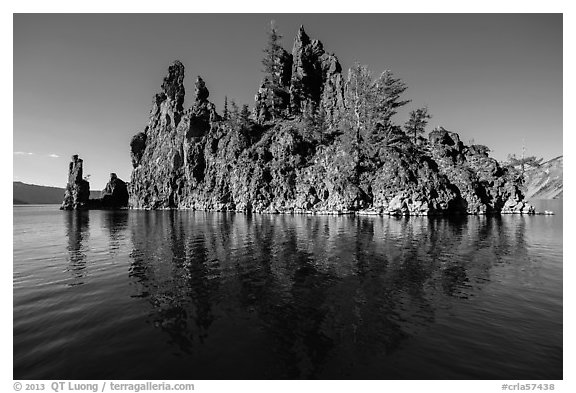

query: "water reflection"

left=102, top=210, right=129, bottom=253
left=125, top=211, right=542, bottom=379
left=64, top=210, right=90, bottom=286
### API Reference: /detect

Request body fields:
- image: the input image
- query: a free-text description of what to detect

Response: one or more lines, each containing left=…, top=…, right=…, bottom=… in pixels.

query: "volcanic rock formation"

left=101, top=173, right=129, bottom=208
left=127, top=26, right=533, bottom=215
left=253, top=25, right=345, bottom=124
left=61, top=156, right=129, bottom=210
left=60, top=155, right=90, bottom=210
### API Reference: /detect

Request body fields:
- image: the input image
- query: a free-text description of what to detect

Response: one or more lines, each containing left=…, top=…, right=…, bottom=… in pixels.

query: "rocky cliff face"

left=427, top=128, right=531, bottom=214
left=129, top=60, right=220, bottom=209
left=522, top=156, right=563, bottom=199
left=128, top=26, right=532, bottom=215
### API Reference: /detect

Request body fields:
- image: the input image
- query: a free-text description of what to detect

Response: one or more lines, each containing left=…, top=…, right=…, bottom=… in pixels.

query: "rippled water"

left=13, top=201, right=563, bottom=379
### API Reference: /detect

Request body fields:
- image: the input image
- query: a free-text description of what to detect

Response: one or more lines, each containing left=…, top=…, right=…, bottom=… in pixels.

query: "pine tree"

left=223, top=96, right=229, bottom=120
left=262, top=21, right=284, bottom=87
left=313, top=105, right=328, bottom=144
left=345, top=63, right=373, bottom=146
left=301, top=101, right=327, bottom=142
left=341, top=64, right=411, bottom=173
left=372, top=70, right=410, bottom=127
left=240, top=104, right=251, bottom=126
left=342, top=65, right=410, bottom=147
left=404, top=107, right=431, bottom=145
left=229, top=100, right=239, bottom=124
left=507, top=153, right=543, bottom=183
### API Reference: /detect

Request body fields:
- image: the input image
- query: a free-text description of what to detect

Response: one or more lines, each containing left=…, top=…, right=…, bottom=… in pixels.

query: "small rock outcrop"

left=130, top=131, right=147, bottom=168
left=427, top=127, right=534, bottom=214
left=101, top=173, right=129, bottom=208
left=60, top=155, right=90, bottom=210
left=60, top=156, right=128, bottom=210
left=253, top=78, right=292, bottom=123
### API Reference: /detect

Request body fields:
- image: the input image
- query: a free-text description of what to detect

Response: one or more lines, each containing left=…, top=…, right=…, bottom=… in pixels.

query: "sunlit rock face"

left=60, top=155, right=90, bottom=210
left=289, top=25, right=345, bottom=122
left=427, top=127, right=533, bottom=214
left=127, top=28, right=532, bottom=215
left=129, top=61, right=219, bottom=209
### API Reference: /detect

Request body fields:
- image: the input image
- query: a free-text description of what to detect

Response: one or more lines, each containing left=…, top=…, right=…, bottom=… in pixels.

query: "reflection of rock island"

left=125, top=211, right=530, bottom=378
left=61, top=25, right=539, bottom=215
left=64, top=210, right=90, bottom=286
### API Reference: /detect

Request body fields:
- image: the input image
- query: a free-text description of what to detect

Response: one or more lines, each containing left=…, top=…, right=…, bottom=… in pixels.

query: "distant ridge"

left=523, top=156, right=563, bottom=200
left=13, top=181, right=100, bottom=205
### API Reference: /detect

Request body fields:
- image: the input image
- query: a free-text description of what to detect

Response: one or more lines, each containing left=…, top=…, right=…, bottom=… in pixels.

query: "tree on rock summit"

left=262, top=21, right=285, bottom=87
left=404, top=107, right=432, bottom=145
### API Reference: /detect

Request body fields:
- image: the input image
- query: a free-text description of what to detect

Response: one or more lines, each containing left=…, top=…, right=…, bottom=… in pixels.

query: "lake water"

left=13, top=201, right=563, bottom=380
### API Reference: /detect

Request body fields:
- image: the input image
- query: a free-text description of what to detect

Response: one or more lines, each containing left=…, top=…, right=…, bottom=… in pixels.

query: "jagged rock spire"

left=60, top=155, right=90, bottom=210
left=255, top=24, right=345, bottom=123
left=194, top=76, right=209, bottom=103
left=289, top=24, right=344, bottom=118
left=68, top=154, right=83, bottom=184
left=161, top=60, right=185, bottom=112
left=295, top=25, right=310, bottom=46
left=130, top=60, right=220, bottom=209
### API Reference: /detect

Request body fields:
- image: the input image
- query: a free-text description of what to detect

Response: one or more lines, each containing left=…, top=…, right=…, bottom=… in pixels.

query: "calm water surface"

left=13, top=201, right=563, bottom=379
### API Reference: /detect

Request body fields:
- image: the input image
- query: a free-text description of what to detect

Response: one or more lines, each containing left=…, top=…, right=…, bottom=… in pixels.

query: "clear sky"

left=13, top=13, right=562, bottom=189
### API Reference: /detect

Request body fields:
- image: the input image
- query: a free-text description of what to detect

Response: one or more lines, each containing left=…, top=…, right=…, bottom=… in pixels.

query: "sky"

left=13, top=13, right=562, bottom=189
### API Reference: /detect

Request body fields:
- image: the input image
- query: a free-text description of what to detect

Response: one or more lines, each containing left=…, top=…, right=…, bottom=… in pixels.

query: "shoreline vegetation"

left=58, top=25, right=559, bottom=216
